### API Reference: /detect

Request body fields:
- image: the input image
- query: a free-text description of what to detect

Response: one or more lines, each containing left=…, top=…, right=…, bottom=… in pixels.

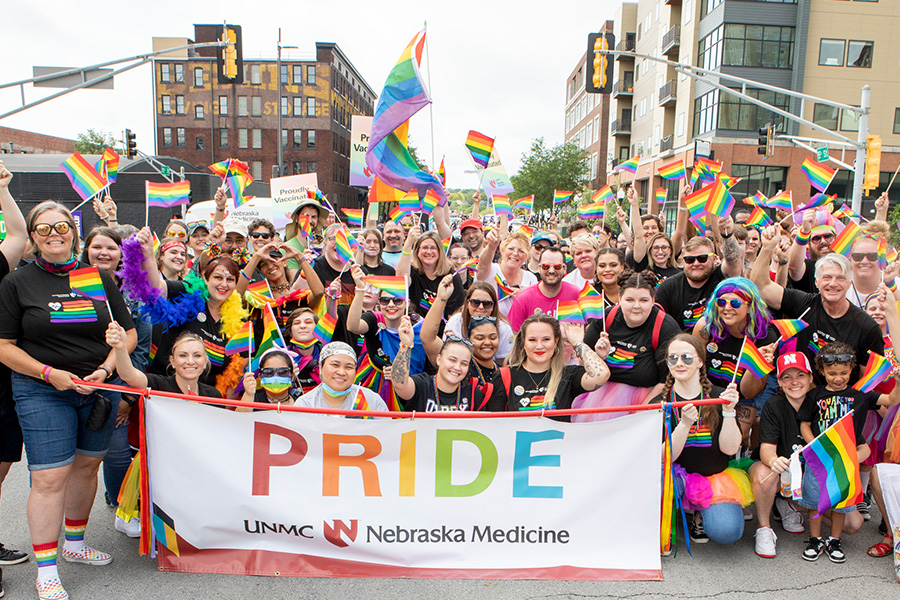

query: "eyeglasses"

left=33, top=222, right=71, bottom=237
left=444, top=333, right=474, bottom=348
left=851, top=252, right=878, bottom=262
left=250, top=232, right=273, bottom=240
left=820, top=354, right=854, bottom=366
left=540, top=264, right=565, bottom=271
left=716, top=298, right=747, bottom=309
left=468, top=298, right=495, bottom=308
left=167, top=229, right=187, bottom=239
left=533, top=243, right=550, bottom=250
left=379, top=296, right=405, bottom=306
left=651, top=245, right=671, bottom=252
left=260, top=367, right=293, bottom=378
left=683, top=253, right=713, bottom=265
left=666, top=353, right=696, bottom=366
left=810, top=233, right=834, bottom=244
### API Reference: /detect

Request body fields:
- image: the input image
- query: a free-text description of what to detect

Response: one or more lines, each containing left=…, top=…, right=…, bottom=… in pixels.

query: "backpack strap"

left=651, top=307, right=666, bottom=350
left=604, top=304, right=619, bottom=331
left=500, top=366, right=512, bottom=399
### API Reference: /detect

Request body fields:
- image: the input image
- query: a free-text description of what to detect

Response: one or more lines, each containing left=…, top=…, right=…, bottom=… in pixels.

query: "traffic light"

left=757, top=124, right=773, bottom=157
left=125, top=129, right=137, bottom=158
left=863, top=134, right=882, bottom=194
left=586, top=33, right=615, bottom=94
left=217, top=24, right=244, bottom=84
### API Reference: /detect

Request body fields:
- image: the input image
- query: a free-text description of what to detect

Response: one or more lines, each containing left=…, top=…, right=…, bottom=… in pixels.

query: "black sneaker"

left=825, top=537, right=846, bottom=563
left=690, top=515, right=709, bottom=544
left=0, top=544, right=27, bottom=566
left=802, top=536, right=825, bottom=561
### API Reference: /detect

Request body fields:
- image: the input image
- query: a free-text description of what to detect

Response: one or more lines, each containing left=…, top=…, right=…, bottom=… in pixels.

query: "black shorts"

left=0, top=392, right=23, bottom=463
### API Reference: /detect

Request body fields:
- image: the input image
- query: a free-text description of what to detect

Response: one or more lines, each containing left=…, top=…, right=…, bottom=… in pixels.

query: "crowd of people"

left=1, top=161, right=900, bottom=598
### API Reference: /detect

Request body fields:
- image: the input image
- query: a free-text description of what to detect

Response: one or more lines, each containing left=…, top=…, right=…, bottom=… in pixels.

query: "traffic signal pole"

left=852, top=85, right=871, bottom=214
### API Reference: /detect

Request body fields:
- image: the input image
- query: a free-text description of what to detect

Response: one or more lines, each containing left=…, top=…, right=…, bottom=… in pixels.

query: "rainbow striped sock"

left=63, top=517, right=88, bottom=553
left=34, top=541, right=59, bottom=579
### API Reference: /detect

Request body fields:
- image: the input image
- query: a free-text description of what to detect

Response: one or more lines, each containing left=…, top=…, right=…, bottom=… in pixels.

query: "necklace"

left=471, top=359, right=497, bottom=386
left=673, top=388, right=704, bottom=430
left=521, top=365, right=548, bottom=390
left=433, top=374, right=462, bottom=410
left=272, top=282, right=291, bottom=293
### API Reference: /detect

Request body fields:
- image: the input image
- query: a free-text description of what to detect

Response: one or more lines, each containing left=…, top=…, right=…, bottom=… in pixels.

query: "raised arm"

left=390, top=315, right=416, bottom=400
left=750, top=226, right=785, bottom=311
left=421, top=274, right=454, bottom=366
left=715, top=215, right=744, bottom=278
left=135, top=226, right=167, bottom=297
left=395, top=226, right=419, bottom=277
left=0, top=162, right=27, bottom=267
left=628, top=186, right=647, bottom=263
left=212, top=187, right=228, bottom=228
left=238, top=242, right=277, bottom=295
left=616, top=203, right=632, bottom=251
left=288, top=247, right=324, bottom=306
left=788, top=210, right=814, bottom=282
left=875, top=191, right=889, bottom=222
left=432, top=202, right=453, bottom=241
left=671, top=184, right=692, bottom=255
left=476, top=229, right=500, bottom=282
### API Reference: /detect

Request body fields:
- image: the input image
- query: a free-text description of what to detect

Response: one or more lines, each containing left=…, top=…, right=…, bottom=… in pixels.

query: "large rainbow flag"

left=801, top=413, right=863, bottom=518
left=465, top=130, right=494, bottom=169
left=60, top=152, right=108, bottom=201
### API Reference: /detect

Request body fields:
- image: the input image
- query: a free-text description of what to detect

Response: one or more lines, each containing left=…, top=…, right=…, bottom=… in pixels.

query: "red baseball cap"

left=460, top=219, right=483, bottom=232
left=777, top=352, right=811, bottom=377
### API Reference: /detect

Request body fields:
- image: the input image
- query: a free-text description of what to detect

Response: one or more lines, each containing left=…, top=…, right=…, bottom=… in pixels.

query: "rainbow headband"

left=159, top=240, right=186, bottom=254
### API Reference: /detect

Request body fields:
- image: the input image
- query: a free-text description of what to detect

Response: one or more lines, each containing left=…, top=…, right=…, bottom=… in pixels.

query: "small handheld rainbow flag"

left=737, top=338, right=774, bottom=379
left=684, top=183, right=713, bottom=221
left=798, top=192, right=837, bottom=213
left=95, top=148, right=119, bottom=185
left=593, top=185, right=614, bottom=204
left=494, top=274, right=517, bottom=301
left=388, top=205, right=404, bottom=224
left=437, top=157, right=446, bottom=185
left=70, top=267, right=107, bottom=302
left=251, top=305, right=285, bottom=371
left=364, top=275, right=407, bottom=299
left=492, top=194, right=513, bottom=217
left=247, top=279, right=273, bottom=299
left=830, top=219, right=862, bottom=256
left=517, top=224, right=534, bottom=237
left=351, top=389, right=373, bottom=418
left=704, top=177, right=735, bottom=218
left=465, top=130, right=494, bottom=169
left=745, top=206, right=773, bottom=228
left=877, top=236, right=888, bottom=270
left=556, top=300, right=584, bottom=323
left=227, top=171, right=252, bottom=207
left=342, top=208, right=364, bottom=228
left=420, top=189, right=440, bottom=216
left=772, top=318, right=807, bottom=341
left=208, top=158, right=250, bottom=180
left=615, top=155, right=640, bottom=175
left=225, top=321, right=252, bottom=355
left=399, top=189, right=420, bottom=213
left=455, top=258, right=479, bottom=275
left=553, top=190, right=573, bottom=204
left=744, top=191, right=768, bottom=207
left=578, top=202, right=604, bottom=220
left=765, top=190, right=793, bottom=212
left=146, top=180, right=190, bottom=208
left=694, top=156, right=722, bottom=184
left=514, top=195, right=534, bottom=211
left=307, top=188, right=327, bottom=202
left=658, top=159, right=686, bottom=181
left=60, top=152, right=108, bottom=201
left=578, top=283, right=605, bottom=321
left=853, top=352, right=892, bottom=393
left=801, top=157, right=837, bottom=192
left=313, top=312, right=337, bottom=345
left=655, top=187, right=667, bottom=207
left=719, top=174, right=742, bottom=189
left=801, top=413, right=862, bottom=518
left=333, top=227, right=356, bottom=264
left=297, top=214, right=313, bottom=238
left=441, top=236, right=452, bottom=253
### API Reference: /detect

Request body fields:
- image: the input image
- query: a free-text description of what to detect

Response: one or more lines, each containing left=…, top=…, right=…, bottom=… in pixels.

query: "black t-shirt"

left=401, top=373, right=486, bottom=412
left=468, top=360, right=498, bottom=388
left=145, top=373, right=222, bottom=399
left=0, top=254, right=11, bottom=411
left=788, top=257, right=817, bottom=294
left=0, top=262, right=134, bottom=377
left=779, top=288, right=884, bottom=386
left=584, top=306, right=679, bottom=388
left=312, top=255, right=356, bottom=305
left=361, top=262, right=395, bottom=277
left=486, top=365, right=587, bottom=422
left=757, top=392, right=813, bottom=460
left=655, top=268, right=727, bottom=332
left=654, top=385, right=729, bottom=477
left=704, top=326, right=780, bottom=398
left=408, top=269, right=465, bottom=319
left=798, top=385, right=880, bottom=440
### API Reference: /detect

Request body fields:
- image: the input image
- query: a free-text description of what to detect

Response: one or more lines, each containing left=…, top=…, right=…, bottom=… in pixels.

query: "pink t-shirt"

left=508, top=281, right=581, bottom=331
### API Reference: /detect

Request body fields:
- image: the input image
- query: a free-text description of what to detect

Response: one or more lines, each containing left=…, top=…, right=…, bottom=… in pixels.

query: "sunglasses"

left=187, top=220, right=207, bottom=230
left=250, top=232, right=273, bottom=240
left=851, top=252, right=878, bottom=262
left=666, top=353, right=696, bottom=366
left=683, top=253, right=713, bottom=265
left=260, top=367, right=293, bottom=378
left=810, top=233, right=834, bottom=244
left=379, top=296, right=405, bottom=306
left=468, top=298, right=495, bottom=308
left=167, top=229, right=187, bottom=239
left=716, top=298, right=747, bottom=309
left=469, top=315, right=498, bottom=327
left=540, top=264, right=565, bottom=271
left=820, top=354, right=854, bottom=366
left=444, top=333, right=474, bottom=348
left=33, top=221, right=71, bottom=237
left=533, top=243, right=550, bottom=250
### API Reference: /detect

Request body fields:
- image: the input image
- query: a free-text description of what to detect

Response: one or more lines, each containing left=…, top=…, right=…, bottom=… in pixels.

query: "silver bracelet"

left=722, top=411, right=736, bottom=418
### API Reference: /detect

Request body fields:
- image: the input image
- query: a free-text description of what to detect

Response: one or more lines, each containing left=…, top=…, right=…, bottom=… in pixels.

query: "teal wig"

left=703, top=277, right=771, bottom=343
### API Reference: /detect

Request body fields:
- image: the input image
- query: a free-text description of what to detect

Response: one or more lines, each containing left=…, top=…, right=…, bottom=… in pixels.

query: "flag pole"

left=423, top=21, right=436, bottom=170
left=144, top=180, right=150, bottom=227
left=731, top=335, right=748, bottom=386
left=404, top=275, right=409, bottom=317
left=248, top=321, right=254, bottom=375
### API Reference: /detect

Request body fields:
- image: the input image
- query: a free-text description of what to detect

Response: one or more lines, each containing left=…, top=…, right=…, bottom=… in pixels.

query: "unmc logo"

left=324, top=519, right=358, bottom=548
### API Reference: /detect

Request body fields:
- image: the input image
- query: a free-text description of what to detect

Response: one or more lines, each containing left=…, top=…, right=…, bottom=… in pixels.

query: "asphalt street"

left=1, top=463, right=897, bottom=599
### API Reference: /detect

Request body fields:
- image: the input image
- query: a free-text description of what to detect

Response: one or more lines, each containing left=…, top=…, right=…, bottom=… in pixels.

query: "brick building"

left=0, top=126, right=75, bottom=155
left=152, top=24, right=376, bottom=210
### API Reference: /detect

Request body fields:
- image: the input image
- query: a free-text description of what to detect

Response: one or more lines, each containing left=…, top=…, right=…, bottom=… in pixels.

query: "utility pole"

left=852, top=85, right=870, bottom=215
left=276, top=28, right=298, bottom=179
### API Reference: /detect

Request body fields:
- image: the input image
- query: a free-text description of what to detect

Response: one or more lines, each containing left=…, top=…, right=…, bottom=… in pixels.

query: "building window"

left=840, top=107, right=861, bottom=132
left=293, top=161, right=303, bottom=175
left=293, top=97, right=303, bottom=116
left=196, top=136, right=205, bottom=152
left=307, top=130, right=316, bottom=149
left=718, top=88, right=789, bottom=132
left=252, top=129, right=262, bottom=149
left=308, top=161, right=316, bottom=173
left=700, top=0, right=726, bottom=17
left=238, top=129, right=248, bottom=149
left=161, top=95, right=171, bottom=114
left=252, top=161, right=262, bottom=181
left=281, top=97, right=290, bottom=116
left=693, top=90, right=719, bottom=136
left=293, top=130, right=303, bottom=148
left=174, top=64, right=184, bottom=83
left=282, top=129, right=288, bottom=149
left=293, top=65, right=303, bottom=85
left=729, top=165, right=788, bottom=200
left=250, top=64, right=261, bottom=85
left=847, top=40, right=874, bottom=68
left=160, top=64, right=170, bottom=82
left=162, top=127, right=172, bottom=147
left=307, top=65, right=316, bottom=85
left=722, top=24, right=794, bottom=69
left=894, top=109, right=900, bottom=135
left=251, top=96, right=261, bottom=117
left=175, top=95, right=185, bottom=115
left=176, top=128, right=185, bottom=147
left=280, top=65, right=289, bottom=85
left=698, top=26, right=724, bottom=71
left=218, top=96, right=228, bottom=115
left=194, top=67, right=204, bottom=88
left=307, top=97, right=316, bottom=116
left=813, top=103, right=839, bottom=130
left=195, top=105, right=204, bottom=119
left=238, top=96, right=248, bottom=116
left=819, top=39, right=845, bottom=66
left=219, top=128, right=228, bottom=148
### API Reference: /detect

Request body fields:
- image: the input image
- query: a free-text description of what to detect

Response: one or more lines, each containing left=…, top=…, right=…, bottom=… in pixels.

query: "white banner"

left=145, top=395, right=662, bottom=580
left=349, top=115, right=374, bottom=187
left=270, top=173, right=319, bottom=228
left=481, top=147, right=515, bottom=196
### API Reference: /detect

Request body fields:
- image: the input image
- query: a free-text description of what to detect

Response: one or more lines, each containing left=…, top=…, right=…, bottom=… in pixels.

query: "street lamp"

left=276, top=28, right=298, bottom=178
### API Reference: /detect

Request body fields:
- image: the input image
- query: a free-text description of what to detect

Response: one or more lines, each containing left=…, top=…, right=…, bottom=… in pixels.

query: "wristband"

left=795, top=229, right=810, bottom=246
left=40, top=365, right=52, bottom=382
left=97, top=365, right=112, bottom=380
left=240, top=270, right=252, bottom=281
left=399, top=342, right=412, bottom=351
left=355, top=286, right=367, bottom=293
left=722, top=411, right=736, bottom=418
left=401, top=250, right=412, bottom=256
left=886, top=279, right=897, bottom=293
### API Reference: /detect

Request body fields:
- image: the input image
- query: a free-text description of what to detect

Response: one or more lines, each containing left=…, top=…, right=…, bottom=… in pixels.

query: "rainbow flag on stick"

left=399, top=189, right=420, bottom=213
left=853, top=352, right=893, bottom=393
left=247, top=279, right=273, bottom=299
left=772, top=318, right=807, bottom=342
left=494, top=274, right=517, bottom=301
left=578, top=283, right=605, bottom=321
left=225, top=321, right=252, bottom=355
left=514, top=195, right=534, bottom=211
left=388, top=206, right=404, bottom=224
left=342, top=208, right=364, bottom=228
left=364, top=275, right=407, bottom=299
left=333, top=227, right=356, bottom=264
left=801, top=157, right=837, bottom=192
left=655, top=187, right=667, bottom=207
left=799, top=192, right=837, bottom=213
left=146, top=180, right=190, bottom=208
left=877, top=236, right=888, bottom=270
left=684, top=183, right=713, bottom=221
left=420, top=189, right=440, bottom=216
left=251, top=305, right=286, bottom=371
left=69, top=267, right=107, bottom=302
left=455, top=258, right=478, bottom=275
left=658, top=160, right=686, bottom=181
left=615, top=155, right=640, bottom=175
left=765, top=190, right=793, bottom=212
left=556, top=300, right=584, bottom=323
left=554, top=190, right=573, bottom=204
left=517, top=223, right=534, bottom=237
left=492, top=194, right=513, bottom=217
left=227, top=172, right=252, bottom=207
left=578, top=202, right=604, bottom=220
left=465, top=130, right=494, bottom=169
left=437, top=157, right=446, bottom=185
left=313, top=312, right=337, bottom=345
left=745, top=206, right=773, bottom=228
left=441, top=236, right=452, bottom=253
left=593, top=185, right=614, bottom=204
left=60, top=152, right=108, bottom=201
left=830, top=219, right=862, bottom=256
left=704, top=177, right=735, bottom=218
left=736, top=338, right=774, bottom=380
left=744, top=191, right=768, bottom=207
left=95, top=148, right=119, bottom=185
left=800, top=413, right=863, bottom=518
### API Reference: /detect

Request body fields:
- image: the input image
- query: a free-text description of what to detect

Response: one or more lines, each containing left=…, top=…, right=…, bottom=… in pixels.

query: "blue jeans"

left=699, top=502, right=745, bottom=545
left=102, top=420, right=134, bottom=506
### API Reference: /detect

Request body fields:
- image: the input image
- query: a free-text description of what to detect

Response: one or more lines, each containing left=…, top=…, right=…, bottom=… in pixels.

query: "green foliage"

left=509, top=138, right=588, bottom=212
left=75, top=129, right=117, bottom=155
left=889, top=202, right=900, bottom=248
left=447, top=189, right=480, bottom=216
left=406, top=141, right=427, bottom=171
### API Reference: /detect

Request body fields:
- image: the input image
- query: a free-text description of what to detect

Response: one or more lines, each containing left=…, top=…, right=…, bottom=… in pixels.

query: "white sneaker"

left=775, top=497, right=804, bottom=534
left=755, top=526, right=777, bottom=558
left=114, top=516, right=140, bottom=538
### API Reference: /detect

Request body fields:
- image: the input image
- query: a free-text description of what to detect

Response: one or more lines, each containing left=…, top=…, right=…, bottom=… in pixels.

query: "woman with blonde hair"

left=563, top=234, right=600, bottom=290
left=476, top=229, right=537, bottom=316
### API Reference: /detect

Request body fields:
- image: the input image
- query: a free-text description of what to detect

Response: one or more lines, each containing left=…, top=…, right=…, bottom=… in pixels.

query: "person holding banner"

left=155, top=237, right=187, bottom=281
left=486, top=313, right=610, bottom=420
left=476, top=230, right=536, bottom=317
left=294, top=342, right=387, bottom=413
left=241, top=348, right=303, bottom=406
left=652, top=334, right=746, bottom=546
left=0, top=201, right=136, bottom=600
left=398, top=230, right=465, bottom=319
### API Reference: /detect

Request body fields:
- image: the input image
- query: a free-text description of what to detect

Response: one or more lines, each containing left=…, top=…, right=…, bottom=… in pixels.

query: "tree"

left=75, top=129, right=117, bottom=154
left=510, top=138, right=588, bottom=212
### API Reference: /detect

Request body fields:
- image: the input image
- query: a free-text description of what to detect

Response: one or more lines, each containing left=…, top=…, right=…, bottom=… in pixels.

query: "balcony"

left=660, top=135, right=674, bottom=154
left=616, top=35, right=635, bottom=60
left=658, top=80, right=677, bottom=107
left=611, top=119, right=631, bottom=136
left=665, top=0, right=681, bottom=5
left=612, top=81, right=634, bottom=98
left=662, top=25, right=681, bottom=58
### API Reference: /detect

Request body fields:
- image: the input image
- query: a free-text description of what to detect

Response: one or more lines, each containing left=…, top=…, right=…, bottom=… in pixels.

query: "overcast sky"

left=1, top=0, right=618, bottom=186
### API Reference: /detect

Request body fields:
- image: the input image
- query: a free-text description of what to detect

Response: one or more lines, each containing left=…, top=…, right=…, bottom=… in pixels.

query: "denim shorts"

left=12, top=372, right=121, bottom=471
left=796, top=467, right=856, bottom=514
left=737, top=369, right=779, bottom=411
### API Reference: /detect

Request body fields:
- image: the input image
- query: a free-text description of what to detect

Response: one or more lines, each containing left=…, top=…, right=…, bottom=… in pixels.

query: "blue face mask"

left=321, top=381, right=351, bottom=397
left=260, top=375, right=292, bottom=394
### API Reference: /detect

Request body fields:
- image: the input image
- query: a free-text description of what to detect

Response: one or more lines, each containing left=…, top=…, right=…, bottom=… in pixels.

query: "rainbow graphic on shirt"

left=203, top=339, right=226, bottom=367
left=708, top=358, right=739, bottom=382
left=519, top=394, right=555, bottom=411
left=684, top=305, right=705, bottom=329
left=807, top=334, right=827, bottom=356
left=149, top=343, right=158, bottom=362
left=50, top=299, right=98, bottom=323
left=684, top=422, right=713, bottom=448
left=605, top=347, right=637, bottom=369
left=419, top=294, right=435, bottom=313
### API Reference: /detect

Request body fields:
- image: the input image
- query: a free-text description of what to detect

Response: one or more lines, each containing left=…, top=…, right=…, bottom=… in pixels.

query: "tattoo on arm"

left=393, top=347, right=411, bottom=386
left=575, top=342, right=605, bottom=378
left=722, top=235, right=741, bottom=265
